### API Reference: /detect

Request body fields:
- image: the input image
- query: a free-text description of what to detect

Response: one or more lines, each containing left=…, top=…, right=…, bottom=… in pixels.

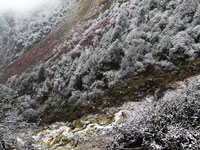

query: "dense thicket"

left=1, top=0, right=200, bottom=148
left=2, top=0, right=200, bottom=126
left=109, top=83, right=200, bottom=149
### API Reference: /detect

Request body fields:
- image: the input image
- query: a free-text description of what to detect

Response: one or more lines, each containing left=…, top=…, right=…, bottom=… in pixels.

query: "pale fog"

left=0, top=0, right=72, bottom=67
left=0, top=0, right=51, bottom=12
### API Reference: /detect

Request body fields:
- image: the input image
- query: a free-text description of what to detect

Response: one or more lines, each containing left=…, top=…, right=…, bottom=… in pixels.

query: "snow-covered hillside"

left=0, top=0, right=78, bottom=66
left=1, top=0, right=200, bottom=149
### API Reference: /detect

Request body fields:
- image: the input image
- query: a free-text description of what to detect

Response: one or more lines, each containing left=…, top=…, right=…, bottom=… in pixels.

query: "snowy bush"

left=109, top=90, right=200, bottom=150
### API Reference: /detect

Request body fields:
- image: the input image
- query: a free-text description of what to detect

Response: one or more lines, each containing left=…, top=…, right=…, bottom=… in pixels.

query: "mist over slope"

left=0, top=0, right=77, bottom=67
left=1, top=0, right=200, bottom=149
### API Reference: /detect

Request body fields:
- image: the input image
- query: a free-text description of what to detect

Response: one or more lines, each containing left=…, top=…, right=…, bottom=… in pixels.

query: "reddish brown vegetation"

left=0, top=22, right=72, bottom=83
left=56, top=16, right=111, bottom=59
left=0, top=14, right=111, bottom=84
left=0, top=0, right=114, bottom=84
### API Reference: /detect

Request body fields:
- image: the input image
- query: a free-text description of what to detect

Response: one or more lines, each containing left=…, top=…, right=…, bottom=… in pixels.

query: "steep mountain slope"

left=1, top=0, right=200, bottom=149
left=0, top=0, right=113, bottom=83
left=0, top=0, right=76, bottom=67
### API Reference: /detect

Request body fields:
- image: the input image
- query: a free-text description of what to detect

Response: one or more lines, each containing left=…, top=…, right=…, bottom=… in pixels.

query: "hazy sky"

left=0, top=0, right=48, bottom=12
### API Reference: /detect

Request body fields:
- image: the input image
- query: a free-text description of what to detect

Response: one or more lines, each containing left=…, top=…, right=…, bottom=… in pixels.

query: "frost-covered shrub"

left=169, top=31, right=196, bottom=62
left=15, top=73, right=29, bottom=87
left=12, top=66, right=47, bottom=95
left=21, top=108, right=38, bottom=122
left=97, top=40, right=124, bottom=72
left=14, top=73, right=34, bottom=94
left=109, top=91, right=200, bottom=150
left=38, top=65, right=47, bottom=82
left=0, top=85, right=12, bottom=98
left=0, top=84, right=17, bottom=122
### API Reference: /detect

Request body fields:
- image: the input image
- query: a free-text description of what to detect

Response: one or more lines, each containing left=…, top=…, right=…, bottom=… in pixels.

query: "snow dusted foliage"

left=0, top=0, right=77, bottom=66
left=108, top=80, right=200, bottom=150
left=0, top=12, right=15, bottom=66
left=44, top=0, right=200, bottom=103
left=2, top=0, right=200, bottom=123
left=0, top=84, right=17, bottom=123
left=1, top=0, right=200, bottom=148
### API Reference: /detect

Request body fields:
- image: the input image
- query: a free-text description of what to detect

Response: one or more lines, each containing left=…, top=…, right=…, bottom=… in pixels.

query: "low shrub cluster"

left=109, top=87, right=200, bottom=150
